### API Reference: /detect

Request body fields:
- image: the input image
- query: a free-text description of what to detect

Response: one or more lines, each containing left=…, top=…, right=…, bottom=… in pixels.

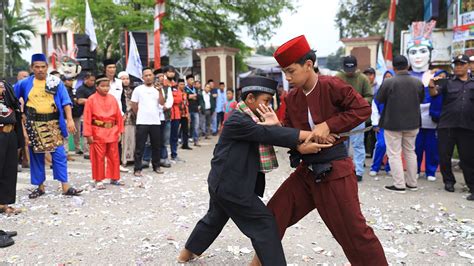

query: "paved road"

left=1, top=137, right=473, bottom=264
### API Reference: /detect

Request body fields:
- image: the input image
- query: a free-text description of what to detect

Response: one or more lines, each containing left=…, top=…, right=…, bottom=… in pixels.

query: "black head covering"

left=240, top=76, right=278, bottom=96
left=103, top=59, right=116, bottom=67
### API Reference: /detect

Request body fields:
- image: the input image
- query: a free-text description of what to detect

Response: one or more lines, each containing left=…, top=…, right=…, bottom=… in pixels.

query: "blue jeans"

left=190, top=112, right=200, bottom=142
left=170, top=119, right=180, bottom=158
left=211, top=111, right=217, bottom=134
left=370, top=128, right=391, bottom=173
left=415, top=128, right=439, bottom=177
left=345, top=122, right=366, bottom=176
left=161, top=120, right=171, bottom=159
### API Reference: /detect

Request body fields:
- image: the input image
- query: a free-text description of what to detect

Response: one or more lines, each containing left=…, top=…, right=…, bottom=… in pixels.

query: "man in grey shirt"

left=376, top=55, right=424, bottom=193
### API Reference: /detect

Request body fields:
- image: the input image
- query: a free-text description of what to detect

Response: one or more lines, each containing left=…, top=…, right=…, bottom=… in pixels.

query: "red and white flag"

left=46, top=0, right=56, bottom=69
left=154, top=0, right=165, bottom=69
left=384, top=0, right=397, bottom=68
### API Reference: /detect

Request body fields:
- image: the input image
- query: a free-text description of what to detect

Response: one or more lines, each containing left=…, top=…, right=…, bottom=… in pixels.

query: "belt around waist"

left=0, top=124, right=14, bottom=133
left=301, top=142, right=348, bottom=164
left=26, top=108, right=60, bottom=121
left=92, top=120, right=116, bottom=128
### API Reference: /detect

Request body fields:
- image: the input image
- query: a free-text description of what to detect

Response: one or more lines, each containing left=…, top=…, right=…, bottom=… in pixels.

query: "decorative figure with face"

left=406, top=20, right=440, bottom=182
left=56, top=47, right=82, bottom=88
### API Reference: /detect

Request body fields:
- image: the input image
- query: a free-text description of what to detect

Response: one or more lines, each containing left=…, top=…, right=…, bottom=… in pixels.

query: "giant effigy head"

left=56, top=46, right=82, bottom=79
left=406, top=20, right=436, bottom=73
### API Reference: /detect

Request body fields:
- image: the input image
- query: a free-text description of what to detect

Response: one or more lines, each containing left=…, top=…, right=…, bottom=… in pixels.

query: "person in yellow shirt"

left=14, top=54, right=82, bottom=198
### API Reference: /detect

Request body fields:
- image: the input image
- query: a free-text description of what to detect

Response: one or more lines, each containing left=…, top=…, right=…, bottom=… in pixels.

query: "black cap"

left=363, top=67, right=375, bottom=75
left=103, top=59, right=116, bottom=67
left=343, top=56, right=358, bottom=72
left=153, top=68, right=163, bottom=75
left=393, top=55, right=408, bottom=69
left=240, top=76, right=278, bottom=96
left=452, top=54, right=470, bottom=64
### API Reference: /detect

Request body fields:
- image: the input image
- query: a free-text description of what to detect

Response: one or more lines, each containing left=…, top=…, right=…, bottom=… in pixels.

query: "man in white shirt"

left=103, top=59, right=128, bottom=173
left=131, top=68, right=165, bottom=176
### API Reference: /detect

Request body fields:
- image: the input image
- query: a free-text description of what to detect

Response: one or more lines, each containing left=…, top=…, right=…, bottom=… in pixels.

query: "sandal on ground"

left=28, top=188, right=45, bottom=199
left=0, top=235, right=14, bottom=248
left=134, top=171, right=142, bottom=177
left=0, top=230, right=17, bottom=237
left=63, top=187, right=83, bottom=196
left=95, top=182, right=106, bottom=190
left=110, top=180, right=125, bottom=186
left=0, top=206, right=22, bottom=215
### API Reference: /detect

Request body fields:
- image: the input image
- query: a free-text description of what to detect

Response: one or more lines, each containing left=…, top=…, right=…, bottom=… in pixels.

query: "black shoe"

left=160, top=162, right=171, bottom=168
left=84, top=155, right=90, bottom=160
left=182, top=146, right=193, bottom=150
left=406, top=184, right=418, bottom=191
left=141, top=161, right=150, bottom=169
left=0, top=230, right=17, bottom=238
left=0, top=235, right=14, bottom=248
left=384, top=185, right=406, bottom=194
left=75, top=150, right=83, bottom=155
left=356, top=175, right=362, bottom=182
left=153, top=168, right=164, bottom=174
left=467, top=194, right=474, bottom=201
left=444, top=183, right=455, bottom=192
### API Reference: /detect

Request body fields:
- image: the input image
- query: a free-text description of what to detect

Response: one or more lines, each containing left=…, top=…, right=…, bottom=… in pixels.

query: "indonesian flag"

left=46, top=0, right=56, bottom=68
left=384, top=0, right=397, bottom=68
left=154, top=0, right=165, bottom=69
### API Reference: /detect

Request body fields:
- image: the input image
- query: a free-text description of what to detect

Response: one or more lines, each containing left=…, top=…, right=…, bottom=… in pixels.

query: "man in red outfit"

left=251, top=35, right=387, bottom=265
left=83, top=75, right=124, bottom=189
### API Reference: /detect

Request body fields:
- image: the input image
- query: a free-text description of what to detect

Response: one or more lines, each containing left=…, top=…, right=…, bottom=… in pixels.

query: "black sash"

left=289, top=142, right=348, bottom=182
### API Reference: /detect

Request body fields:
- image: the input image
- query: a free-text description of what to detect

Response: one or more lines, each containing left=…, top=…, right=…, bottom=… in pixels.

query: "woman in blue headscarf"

left=369, top=70, right=395, bottom=178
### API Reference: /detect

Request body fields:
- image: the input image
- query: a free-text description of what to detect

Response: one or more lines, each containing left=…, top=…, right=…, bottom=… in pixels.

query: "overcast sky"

left=239, top=0, right=342, bottom=57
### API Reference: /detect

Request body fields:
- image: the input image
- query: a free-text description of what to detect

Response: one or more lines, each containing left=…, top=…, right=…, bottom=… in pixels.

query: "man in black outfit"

left=76, top=72, right=96, bottom=159
left=429, top=54, right=474, bottom=201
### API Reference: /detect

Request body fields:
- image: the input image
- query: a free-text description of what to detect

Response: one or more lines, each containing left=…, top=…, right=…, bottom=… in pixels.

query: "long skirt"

left=121, top=124, right=135, bottom=165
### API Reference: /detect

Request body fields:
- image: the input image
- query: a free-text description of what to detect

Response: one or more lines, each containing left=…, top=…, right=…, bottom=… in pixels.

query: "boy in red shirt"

left=83, top=75, right=124, bottom=189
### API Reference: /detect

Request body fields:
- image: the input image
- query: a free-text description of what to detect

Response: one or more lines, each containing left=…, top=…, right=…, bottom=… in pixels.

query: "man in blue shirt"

left=215, top=82, right=227, bottom=133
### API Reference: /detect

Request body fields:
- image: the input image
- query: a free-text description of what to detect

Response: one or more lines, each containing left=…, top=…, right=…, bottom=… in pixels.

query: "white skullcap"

left=117, top=71, right=129, bottom=79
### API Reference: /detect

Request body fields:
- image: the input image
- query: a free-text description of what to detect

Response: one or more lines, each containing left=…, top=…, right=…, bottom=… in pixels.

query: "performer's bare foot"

left=177, top=248, right=198, bottom=263
left=249, top=255, right=261, bottom=266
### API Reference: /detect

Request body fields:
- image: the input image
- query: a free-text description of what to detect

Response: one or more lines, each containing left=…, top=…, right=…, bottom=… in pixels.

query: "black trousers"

left=0, top=131, right=18, bottom=204
left=438, top=128, right=474, bottom=192
left=134, top=125, right=161, bottom=171
left=180, top=117, right=189, bottom=148
left=216, top=112, right=225, bottom=130
left=185, top=188, right=286, bottom=266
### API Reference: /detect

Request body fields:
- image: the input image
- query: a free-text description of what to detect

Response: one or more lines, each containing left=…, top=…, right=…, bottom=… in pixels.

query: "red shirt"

left=171, top=88, right=183, bottom=120
left=83, top=93, right=124, bottom=143
left=284, top=75, right=371, bottom=180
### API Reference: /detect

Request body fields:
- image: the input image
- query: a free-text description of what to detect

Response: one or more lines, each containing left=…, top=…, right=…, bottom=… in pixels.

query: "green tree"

left=255, top=45, right=276, bottom=56
left=335, top=0, right=447, bottom=56
left=325, top=46, right=344, bottom=71
left=52, top=0, right=294, bottom=71
left=4, top=2, right=36, bottom=76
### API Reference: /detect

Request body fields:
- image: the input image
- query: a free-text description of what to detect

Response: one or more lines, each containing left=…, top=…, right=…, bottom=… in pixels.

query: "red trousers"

left=267, top=160, right=388, bottom=266
left=89, top=142, right=120, bottom=182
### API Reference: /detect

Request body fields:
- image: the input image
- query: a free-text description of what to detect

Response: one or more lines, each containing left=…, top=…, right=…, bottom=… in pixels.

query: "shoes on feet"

left=467, top=194, right=474, bottom=201
left=120, top=165, right=130, bottom=173
left=384, top=185, right=406, bottom=194
left=406, top=184, right=418, bottom=191
left=369, top=171, right=377, bottom=177
left=427, top=176, right=436, bottom=182
left=356, top=175, right=363, bottom=182
left=444, top=183, right=455, bottom=192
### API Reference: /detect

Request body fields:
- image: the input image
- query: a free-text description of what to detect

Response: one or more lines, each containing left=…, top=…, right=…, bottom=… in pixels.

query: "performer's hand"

left=297, top=142, right=333, bottom=154
left=305, top=122, right=330, bottom=144
left=256, top=104, right=281, bottom=126
left=86, top=136, right=94, bottom=144
left=67, top=119, right=76, bottom=134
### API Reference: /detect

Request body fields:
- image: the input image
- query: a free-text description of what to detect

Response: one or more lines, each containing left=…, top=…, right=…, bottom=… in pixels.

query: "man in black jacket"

left=376, top=55, right=424, bottom=193
left=177, top=76, right=331, bottom=265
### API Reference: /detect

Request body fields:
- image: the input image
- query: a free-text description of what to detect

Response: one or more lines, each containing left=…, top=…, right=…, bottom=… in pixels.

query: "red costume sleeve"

left=325, top=78, right=371, bottom=133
